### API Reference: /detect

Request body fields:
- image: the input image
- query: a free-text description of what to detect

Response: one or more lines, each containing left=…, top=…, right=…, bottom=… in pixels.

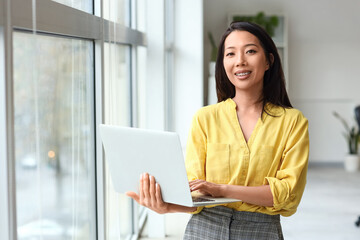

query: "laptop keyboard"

left=192, top=196, right=215, bottom=203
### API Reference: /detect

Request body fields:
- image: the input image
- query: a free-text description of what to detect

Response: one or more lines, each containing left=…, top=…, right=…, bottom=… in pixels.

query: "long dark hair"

left=215, top=21, right=292, bottom=111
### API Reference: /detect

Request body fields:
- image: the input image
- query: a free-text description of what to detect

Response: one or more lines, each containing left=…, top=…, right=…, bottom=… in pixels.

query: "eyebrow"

left=225, top=43, right=258, bottom=50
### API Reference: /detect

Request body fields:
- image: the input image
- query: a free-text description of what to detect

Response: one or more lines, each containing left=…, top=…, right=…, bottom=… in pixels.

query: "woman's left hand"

left=189, top=179, right=224, bottom=198
left=126, top=173, right=171, bottom=214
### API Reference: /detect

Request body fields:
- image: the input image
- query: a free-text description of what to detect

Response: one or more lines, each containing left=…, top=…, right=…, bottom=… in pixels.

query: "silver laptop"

left=99, top=124, right=241, bottom=207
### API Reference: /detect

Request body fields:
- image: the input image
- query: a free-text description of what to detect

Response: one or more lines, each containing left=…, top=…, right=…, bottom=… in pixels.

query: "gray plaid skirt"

left=183, top=206, right=284, bottom=240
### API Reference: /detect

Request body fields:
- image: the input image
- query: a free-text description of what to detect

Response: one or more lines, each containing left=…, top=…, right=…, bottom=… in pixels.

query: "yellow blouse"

left=185, top=98, right=309, bottom=217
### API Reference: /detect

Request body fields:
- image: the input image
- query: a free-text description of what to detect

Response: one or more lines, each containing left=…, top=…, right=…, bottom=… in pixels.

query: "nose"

left=236, top=53, right=247, bottom=67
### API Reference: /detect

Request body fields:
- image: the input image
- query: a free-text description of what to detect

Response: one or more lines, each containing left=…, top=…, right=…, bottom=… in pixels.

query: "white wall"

left=203, top=0, right=360, bottom=162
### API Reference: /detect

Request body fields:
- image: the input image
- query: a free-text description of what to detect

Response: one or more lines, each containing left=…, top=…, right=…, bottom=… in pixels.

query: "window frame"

left=0, top=0, right=147, bottom=239
left=165, top=0, right=175, bottom=131
left=0, top=1, right=17, bottom=239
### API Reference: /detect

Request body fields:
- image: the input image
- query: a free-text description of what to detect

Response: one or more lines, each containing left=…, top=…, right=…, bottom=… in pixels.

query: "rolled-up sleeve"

left=265, top=114, right=309, bottom=216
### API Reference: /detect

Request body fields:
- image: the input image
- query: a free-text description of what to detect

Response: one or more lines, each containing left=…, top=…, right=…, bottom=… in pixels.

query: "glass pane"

left=137, top=46, right=147, bottom=129
left=52, top=0, right=93, bottom=14
left=104, top=43, right=132, bottom=239
left=137, top=0, right=147, bottom=32
left=103, top=0, right=130, bottom=26
left=104, top=43, right=131, bottom=126
left=13, top=32, right=96, bottom=240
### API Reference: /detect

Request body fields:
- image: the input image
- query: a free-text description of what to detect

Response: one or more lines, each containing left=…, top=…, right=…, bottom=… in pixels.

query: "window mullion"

left=94, top=1, right=106, bottom=239
left=95, top=38, right=106, bottom=240
left=0, top=0, right=3, bottom=25
left=0, top=0, right=17, bottom=239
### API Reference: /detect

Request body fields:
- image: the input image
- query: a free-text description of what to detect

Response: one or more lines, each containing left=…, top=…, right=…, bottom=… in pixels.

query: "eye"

left=225, top=52, right=234, bottom=57
left=246, top=49, right=257, bottom=54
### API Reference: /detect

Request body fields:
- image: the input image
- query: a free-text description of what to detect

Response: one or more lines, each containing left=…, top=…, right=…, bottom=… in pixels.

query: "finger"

left=126, top=191, right=140, bottom=204
left=190, top=180, right=203, bottom=189
left=143, top=173, right=150, bottom=200
left=189, top=180, right=198, bottom=188
left=139, top=173, right=145, bottom=202
left=198, top=190, right=211, bottom=196
left=149, top=175, right=156, bottom=206
left=155, top=183, right=164, bottom=204
left=190, top=181, right=208, bottom=192
left=189, top=179, right=203, bottom=184
left=190, top=184, right=201, bottom=191
left=189, top=179, right=205, bottom=187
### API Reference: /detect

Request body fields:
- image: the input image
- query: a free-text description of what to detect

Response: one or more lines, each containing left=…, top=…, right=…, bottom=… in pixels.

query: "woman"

left=127, top=21, right=309, bottom=239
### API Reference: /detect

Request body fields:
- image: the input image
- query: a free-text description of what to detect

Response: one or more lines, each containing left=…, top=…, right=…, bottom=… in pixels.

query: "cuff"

left=189, top=206, right=204, bottom=214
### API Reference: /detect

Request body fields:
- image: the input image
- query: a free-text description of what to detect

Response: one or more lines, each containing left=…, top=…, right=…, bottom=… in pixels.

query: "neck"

left=232, top=89, right=263, bottom=114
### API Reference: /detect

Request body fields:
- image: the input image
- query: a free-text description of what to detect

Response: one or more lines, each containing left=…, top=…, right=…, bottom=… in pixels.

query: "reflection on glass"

left=103, top=0, right=129, bottom=26
left=52, top=0, right=93, bottom=14
left=104, top=43, right=131, bottom=126
left=13, top=32, right=96, bottom=240
left=137, top=46, right=147, bottom=129
left=104, top=43, right=132, bottom=239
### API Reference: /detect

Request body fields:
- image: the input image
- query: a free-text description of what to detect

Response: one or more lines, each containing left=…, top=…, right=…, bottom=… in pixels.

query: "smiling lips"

left=235, top=71, right=251, bottom=79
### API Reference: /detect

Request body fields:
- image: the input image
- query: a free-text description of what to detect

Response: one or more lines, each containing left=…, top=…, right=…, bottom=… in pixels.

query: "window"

left=103, top=43, right=132, bottom=239
left=0, top=0, right=147, bottom=239
left=103, top=0, right=130, bottom=26
left=52, top=0, right=93, bottom=13
left=13, top=32, right=96, bottom=240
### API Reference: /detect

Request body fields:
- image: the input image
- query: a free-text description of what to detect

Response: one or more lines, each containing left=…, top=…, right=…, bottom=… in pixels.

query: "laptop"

left=99, top=124, right=241, bottom=207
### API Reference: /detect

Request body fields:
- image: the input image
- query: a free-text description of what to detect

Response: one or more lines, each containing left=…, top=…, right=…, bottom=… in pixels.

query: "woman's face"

left=223, top=30, right=269, bottom=94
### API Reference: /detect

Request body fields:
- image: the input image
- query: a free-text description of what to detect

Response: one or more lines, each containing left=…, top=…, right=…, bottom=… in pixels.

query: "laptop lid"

left=100, top=124, right=194, bottom=207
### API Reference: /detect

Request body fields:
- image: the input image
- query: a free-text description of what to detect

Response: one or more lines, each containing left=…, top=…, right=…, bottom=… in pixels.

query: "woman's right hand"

left=126, top=173, right=171, bottom=214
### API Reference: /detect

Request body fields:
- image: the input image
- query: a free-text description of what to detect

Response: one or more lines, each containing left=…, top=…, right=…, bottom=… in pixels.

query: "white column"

left=174, top=0, right=204, bottom=148
left=145, top=0, right=166, bottom=237
left=146, top=0, right=166, bottom=131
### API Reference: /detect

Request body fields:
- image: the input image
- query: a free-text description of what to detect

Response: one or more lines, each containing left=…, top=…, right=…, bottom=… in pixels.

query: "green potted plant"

left=333, top=111, right=360, bottom=172
left=232, top=11, right=279, bottom=37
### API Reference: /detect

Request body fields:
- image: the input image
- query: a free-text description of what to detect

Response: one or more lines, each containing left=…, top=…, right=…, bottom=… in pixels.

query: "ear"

left=266, top=53, right=274, bottom=70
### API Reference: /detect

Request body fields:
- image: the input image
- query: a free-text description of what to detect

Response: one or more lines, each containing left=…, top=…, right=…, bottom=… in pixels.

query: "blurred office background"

left=1, top=0, right=360, bottom=240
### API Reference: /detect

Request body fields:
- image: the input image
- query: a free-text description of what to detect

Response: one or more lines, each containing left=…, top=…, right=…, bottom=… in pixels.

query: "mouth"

left=234, top=71, right=251, bottom=79
left=235, top=71, right=251, bottom=77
